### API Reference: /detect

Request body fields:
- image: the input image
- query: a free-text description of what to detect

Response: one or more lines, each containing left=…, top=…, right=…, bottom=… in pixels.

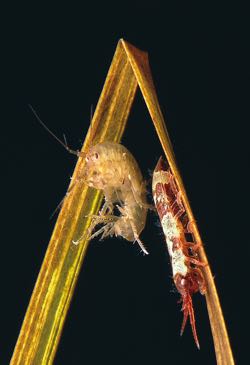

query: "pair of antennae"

left=29, top=104, right=95, bottom=218
left=28, top=104, right=87, bottom=158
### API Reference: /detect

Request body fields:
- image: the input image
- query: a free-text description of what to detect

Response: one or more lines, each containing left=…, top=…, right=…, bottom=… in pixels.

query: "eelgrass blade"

left=11, top=39, right=234, bottom=365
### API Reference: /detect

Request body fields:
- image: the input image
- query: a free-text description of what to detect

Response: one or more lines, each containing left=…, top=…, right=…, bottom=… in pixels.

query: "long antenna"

left=29, top=104, right=85, bottom=157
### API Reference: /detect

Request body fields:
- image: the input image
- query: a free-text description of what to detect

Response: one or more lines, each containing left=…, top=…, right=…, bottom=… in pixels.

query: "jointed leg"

left=128, top=212, right=149, bottom=255
left=185, top=257, right=207, bottom=267
left=73, top=212, right=118, bottom=245
left=89, top=222, right=116, bottom=240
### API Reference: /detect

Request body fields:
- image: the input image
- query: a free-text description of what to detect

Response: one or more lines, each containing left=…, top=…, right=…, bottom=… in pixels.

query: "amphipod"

left=78, top=141, right=149, bottom=255
left=30, top=106, right=149, bottom=254
left=152, top=156, right=206, bottom=348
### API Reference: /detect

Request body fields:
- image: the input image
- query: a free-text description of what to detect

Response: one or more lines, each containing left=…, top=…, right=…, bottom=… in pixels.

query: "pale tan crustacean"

left=78, top=142, right=149, bottom=254
left=29, top=105, right=149, bottom=254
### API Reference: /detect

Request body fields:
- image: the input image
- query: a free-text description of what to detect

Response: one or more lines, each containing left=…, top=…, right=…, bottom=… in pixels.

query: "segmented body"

left=152, top=156, right=206, bottom=348
left=78, top=142, right=149, bottom=254
left=30, top=106, right=148, bottom=254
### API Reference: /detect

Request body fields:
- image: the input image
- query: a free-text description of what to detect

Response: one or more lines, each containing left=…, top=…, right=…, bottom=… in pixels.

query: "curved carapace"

left=31, top=106, right=149, bottom=254
left=80, top=142, right=149, bottom=254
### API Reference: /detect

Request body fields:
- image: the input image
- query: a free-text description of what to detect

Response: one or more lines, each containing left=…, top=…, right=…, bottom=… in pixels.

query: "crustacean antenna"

left=28, top=104, right=86, bottom=158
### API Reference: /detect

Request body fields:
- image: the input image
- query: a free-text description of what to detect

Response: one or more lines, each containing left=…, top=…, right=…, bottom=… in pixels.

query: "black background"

left=2, top=3, right=249, bottom=365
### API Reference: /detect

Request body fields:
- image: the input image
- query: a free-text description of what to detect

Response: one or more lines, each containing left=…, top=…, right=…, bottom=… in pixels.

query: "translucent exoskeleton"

left=79, top=142, right=149, bottom=254
left=30, top=106, right=149, bottom=254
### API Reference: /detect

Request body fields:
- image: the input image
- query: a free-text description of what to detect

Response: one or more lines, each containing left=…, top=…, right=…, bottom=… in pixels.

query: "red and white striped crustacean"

left=152, top=156, right=206, bottom=349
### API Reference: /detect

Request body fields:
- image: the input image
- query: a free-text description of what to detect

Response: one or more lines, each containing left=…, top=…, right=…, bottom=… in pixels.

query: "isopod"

left=152, top=156, right=206, bottom=348
left=30, top=106, right=149, bottom=254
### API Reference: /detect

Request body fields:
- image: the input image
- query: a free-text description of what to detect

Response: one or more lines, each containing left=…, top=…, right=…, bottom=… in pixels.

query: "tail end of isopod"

left=180, top=293, right=200, bottom=349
